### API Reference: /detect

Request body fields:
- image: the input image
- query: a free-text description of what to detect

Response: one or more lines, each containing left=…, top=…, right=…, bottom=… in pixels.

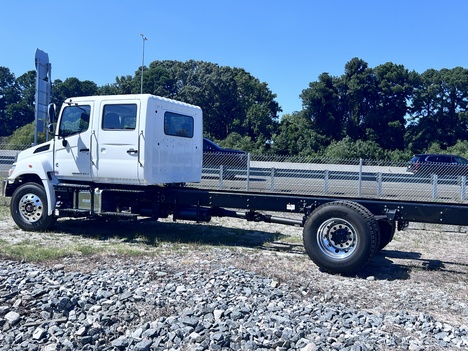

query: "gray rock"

left=4, top=311, right=20, bottom=325
left=111, top=336, right=129, bottom=348
left=0, top=258, right=465, bottom=351
left=32, top=326, right=47, bottom=340
left=134, top=338, right=153, bottom=351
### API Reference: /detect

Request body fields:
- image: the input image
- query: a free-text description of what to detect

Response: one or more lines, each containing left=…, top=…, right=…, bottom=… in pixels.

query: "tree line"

left=1, top=57, right=468, bottom=160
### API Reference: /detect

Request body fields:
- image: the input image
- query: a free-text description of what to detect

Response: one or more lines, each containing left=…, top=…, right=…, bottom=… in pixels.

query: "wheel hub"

left=19, top=194, right=44, bottom=223
left=329, top=225, right=353, bottom=249
left=317, top=218, right=358, bottom=259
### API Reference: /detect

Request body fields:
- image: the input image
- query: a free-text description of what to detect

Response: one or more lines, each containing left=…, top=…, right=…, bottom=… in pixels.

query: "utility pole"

left=140, top=34, right=147, bottom=94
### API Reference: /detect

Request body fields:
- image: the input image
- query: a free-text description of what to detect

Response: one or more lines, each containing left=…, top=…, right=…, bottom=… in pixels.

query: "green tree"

left=220, top=132, right=256, bottom=153
left=51, top=77, right=98, bottom=105
left=364, top=62, right=413, bottom=150
left=12, top=71, right=37, bottom=132
left=341, top=57, right=377, bottom=142
left=141, top=65, right=177, bottom=97
left=0, top=66, right=21, bottom=136
left=142, top=60, right=280, bottom=141
left=97, top=83, right=122, bottom=95
left=234, top=69, right=280, bottom=140
left=300, top=72, right=343, bottom=146
left=271, top=112, right=322, bottom=156
left=114, top=75, right=137, bottom=94
left=407, top=67, right=468, bottom=152
left=17, top=70, right=36, bottom=105
left=7, top=121, right=46, bottom=147
left=425, top=140, right=468, bottom=159
left=323, top=136, right=386, bottom=160
left=299, top=58, right=413, bottom=154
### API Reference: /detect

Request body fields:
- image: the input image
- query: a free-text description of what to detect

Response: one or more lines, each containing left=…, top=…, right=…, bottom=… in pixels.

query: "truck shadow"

left=357, top=251, right=416, bottom=280
left=358, top=249, right=468, bottom=280
left=52, top=219, right=466, bottom=281
left=54, top=218, right=288, bottom=250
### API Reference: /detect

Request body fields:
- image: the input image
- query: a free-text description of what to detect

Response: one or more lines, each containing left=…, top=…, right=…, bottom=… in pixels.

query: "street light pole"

left=140, top=34, right=147, bottom=94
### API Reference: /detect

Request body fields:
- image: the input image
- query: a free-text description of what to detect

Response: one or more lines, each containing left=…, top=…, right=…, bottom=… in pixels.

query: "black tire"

left=303, top=201, right=380, bottom=274
left=10, top=182, right=56, bottom=231
left=377, top=220, right=395, bottom=251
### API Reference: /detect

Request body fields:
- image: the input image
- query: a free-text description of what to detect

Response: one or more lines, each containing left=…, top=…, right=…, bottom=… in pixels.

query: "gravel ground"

left=0, top=213, right=467, bottom=350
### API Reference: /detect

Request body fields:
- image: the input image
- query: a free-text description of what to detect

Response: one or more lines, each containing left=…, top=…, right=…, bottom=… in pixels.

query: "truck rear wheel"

left=10, top=183, right=56, bottom=231
left=303, top=201, right=380, bottom=274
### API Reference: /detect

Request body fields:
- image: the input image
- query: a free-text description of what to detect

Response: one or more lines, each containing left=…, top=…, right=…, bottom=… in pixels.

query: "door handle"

left=127, top=149, right=138, bottom=154
left=138, top=131, right=143, bottom=166
left=80, top=148, right=90, bottom=152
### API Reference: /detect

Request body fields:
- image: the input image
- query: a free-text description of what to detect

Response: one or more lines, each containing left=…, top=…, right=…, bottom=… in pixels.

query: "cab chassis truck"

left=3, top=94, right=468, bottom=275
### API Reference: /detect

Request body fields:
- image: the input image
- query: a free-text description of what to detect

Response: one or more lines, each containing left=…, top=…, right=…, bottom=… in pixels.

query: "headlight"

left=8, top=165, right=15, bottom=177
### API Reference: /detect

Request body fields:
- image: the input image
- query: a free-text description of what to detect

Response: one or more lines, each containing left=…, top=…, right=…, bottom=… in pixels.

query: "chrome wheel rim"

left=18, top=193, right=44, bottom=223
left=316, top=218, right=358, bottom=259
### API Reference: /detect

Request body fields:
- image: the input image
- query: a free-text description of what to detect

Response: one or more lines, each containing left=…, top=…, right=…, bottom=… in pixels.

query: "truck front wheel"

left=303, top=201, right=380, bottom=274
left=10, top=183, right=56, bottom=231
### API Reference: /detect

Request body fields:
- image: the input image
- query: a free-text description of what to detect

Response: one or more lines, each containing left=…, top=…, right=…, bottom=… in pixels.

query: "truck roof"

left=63, top=94, right=202, bottom=110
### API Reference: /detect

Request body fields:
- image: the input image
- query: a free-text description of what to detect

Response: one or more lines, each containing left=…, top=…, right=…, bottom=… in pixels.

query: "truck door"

left=54, top=103, right=93, bottom=181
left=91, top=101, right=141, bottom=184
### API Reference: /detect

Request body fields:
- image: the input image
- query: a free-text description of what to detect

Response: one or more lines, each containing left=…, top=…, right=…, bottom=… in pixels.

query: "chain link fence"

left=197, top=152, right=468, bottom=204
left=3, top=143, right=468, bottom=203
left=0, top=143, right=30, bottom=179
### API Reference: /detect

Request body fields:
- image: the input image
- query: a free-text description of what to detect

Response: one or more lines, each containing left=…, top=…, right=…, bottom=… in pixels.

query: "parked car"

left=406, top=154, right=468, bottom=176
left=202, top=138, right=248, bottom=178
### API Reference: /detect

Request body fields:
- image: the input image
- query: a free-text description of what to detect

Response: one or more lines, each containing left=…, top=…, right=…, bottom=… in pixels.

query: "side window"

left=439, top=156, right=451, bottom=163
left=164, top=112, right=194, bottom=138
left=102, top=104, right=137, bottom=130
left=59, top=105, right=91, bottom=137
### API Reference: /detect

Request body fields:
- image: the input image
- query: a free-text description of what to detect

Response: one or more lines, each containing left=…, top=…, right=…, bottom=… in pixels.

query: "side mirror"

left=48, top=123, right=55, bottom=135
left=48, top=103, right=56, bottom=123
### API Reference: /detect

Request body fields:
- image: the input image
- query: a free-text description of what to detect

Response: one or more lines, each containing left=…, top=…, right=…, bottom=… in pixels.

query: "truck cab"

left=8, top=94, right=203, bottom=186
left=53, top=94, right=203, bottom=185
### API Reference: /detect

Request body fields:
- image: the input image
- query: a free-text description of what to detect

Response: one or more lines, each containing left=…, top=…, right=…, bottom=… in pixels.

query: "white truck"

left=3, top=94, right=468, bottom=274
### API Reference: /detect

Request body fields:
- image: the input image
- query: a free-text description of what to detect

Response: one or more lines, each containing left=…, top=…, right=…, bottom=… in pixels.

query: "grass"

left=0, top=218, right=296, bottom=263
left=0, top=199, right=300, bottom=263
left=0, top=204, right=10, bottom=218
left=0, top=236, right=158, bottom=262
left=0, top=238, right=70, bottom=261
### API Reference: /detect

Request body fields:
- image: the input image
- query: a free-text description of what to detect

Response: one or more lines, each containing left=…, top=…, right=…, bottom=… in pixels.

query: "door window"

left=438, top=155, right=451, bottom=163
left=59, top=105, right=91, bottom=137
left=102, top=104, right=137, bottom=130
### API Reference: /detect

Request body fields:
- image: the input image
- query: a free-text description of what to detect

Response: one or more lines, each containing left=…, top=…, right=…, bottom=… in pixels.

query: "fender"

left=7, top=148, right=58, bottom=216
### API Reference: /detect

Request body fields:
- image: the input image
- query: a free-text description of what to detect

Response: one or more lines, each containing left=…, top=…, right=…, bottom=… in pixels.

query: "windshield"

left=454, top=156, right=468, bottom=164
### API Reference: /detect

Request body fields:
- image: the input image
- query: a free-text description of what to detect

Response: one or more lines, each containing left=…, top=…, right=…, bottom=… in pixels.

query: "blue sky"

left=1, top=0, right=468, bottom=116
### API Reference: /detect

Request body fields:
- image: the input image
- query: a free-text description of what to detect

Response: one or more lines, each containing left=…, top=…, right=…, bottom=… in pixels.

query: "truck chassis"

left=5, top=179, right=467, bottom=274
